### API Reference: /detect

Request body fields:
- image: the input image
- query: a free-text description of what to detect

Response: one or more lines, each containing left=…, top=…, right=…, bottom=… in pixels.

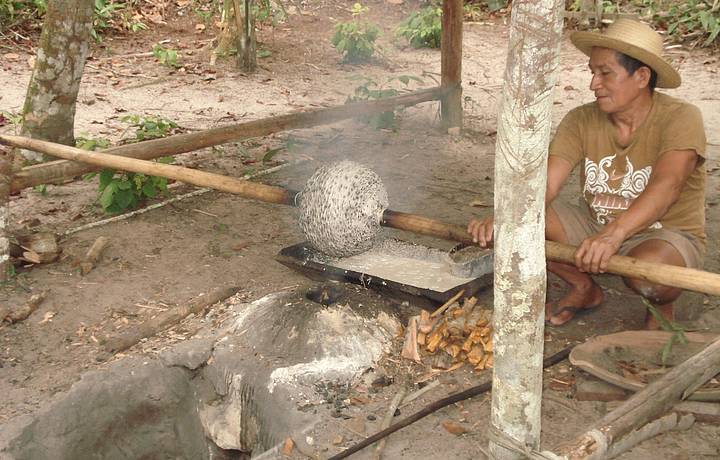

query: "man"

left=467, top=19, right=707, bottom=329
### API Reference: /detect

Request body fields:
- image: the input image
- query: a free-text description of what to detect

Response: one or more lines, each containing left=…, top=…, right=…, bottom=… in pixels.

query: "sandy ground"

left=1, top=0, right=720, bottom=458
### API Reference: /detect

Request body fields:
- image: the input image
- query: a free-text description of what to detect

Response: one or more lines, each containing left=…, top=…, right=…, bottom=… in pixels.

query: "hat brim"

left=570, top=31, right=681, bottom=89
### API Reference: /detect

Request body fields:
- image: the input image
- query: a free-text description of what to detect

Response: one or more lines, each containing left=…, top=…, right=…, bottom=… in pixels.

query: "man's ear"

left=635, top=66, right=652, bottom=89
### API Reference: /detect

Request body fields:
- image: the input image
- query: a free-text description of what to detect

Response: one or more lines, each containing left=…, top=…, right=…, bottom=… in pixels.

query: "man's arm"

left=575, top=149, right=699, bottom=273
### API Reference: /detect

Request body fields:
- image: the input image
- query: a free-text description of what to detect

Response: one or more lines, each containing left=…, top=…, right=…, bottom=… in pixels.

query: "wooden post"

left=440, top=0, right=463, bottom=130
left=0, top=147, right=11, bottom=281
left=233, top=0, right=256, bottom=72
left=489, top=0, right=564, bottom=458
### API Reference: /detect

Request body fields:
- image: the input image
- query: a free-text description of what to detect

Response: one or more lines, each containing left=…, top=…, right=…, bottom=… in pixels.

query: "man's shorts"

left=550, top=199, right=705, bottom=269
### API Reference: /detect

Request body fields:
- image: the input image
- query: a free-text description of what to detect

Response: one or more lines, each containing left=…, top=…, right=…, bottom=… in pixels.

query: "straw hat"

left=570, top=19, right=681, bottom=88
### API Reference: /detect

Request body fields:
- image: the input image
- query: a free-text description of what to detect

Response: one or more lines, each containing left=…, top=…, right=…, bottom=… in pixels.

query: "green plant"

left=331, top=3, right=380, bottom=63
left=91, top=0, right=126, bottom=42
left=643, top=298, right=688, bottom=365
left=255, top=0, right=287, bottom=25
left=76, top=133, right=111, bottom=151
left=0, top=0, right=47, bottom=29
left=33, top=184, right=48, bottom=195
left=97, top=168, right=169, bottom=214
left=152, top=44, right=181, bottom=68
left=396, top=4, right=442, bottom=48
left=120, top=114, right=180, bottom=142
left=346, top=74, right=424, bottom=129
left=653, top=0, right=720, bottom=46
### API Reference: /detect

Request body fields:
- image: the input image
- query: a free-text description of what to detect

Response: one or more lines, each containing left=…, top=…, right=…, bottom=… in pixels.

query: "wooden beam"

left=10, top=86, right=447, bottom=193
left=555, top=336, right=720, bottom=459
left=441, top=0, right=463, bottom=129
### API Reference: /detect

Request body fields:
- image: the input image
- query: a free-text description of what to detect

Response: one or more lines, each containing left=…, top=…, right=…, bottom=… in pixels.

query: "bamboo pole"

left=440, top=0, right=463, bottom=129
left=0, top=148, right=11, bottom=281
left=489, top=0, right=565, bottom=457
left=555, top=336, right=720, bottom=459
left=4, top=134, right=720, bottom=297
left=9, top=86, right=446, bottom=193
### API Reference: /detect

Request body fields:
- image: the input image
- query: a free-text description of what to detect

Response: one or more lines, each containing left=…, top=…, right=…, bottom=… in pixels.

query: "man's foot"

left=545, top=283, right=605, bottom=326
left=644, top=302, right=673, bottom=330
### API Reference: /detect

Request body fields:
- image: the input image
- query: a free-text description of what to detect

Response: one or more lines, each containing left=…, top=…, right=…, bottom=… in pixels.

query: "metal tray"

left=276, top=241, right=493, bottom=311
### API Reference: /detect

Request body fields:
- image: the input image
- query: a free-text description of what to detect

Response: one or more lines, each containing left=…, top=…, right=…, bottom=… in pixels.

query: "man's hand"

left=574, top=224, right=626, bottom=273
left=467, top=216, right=494, bottom=248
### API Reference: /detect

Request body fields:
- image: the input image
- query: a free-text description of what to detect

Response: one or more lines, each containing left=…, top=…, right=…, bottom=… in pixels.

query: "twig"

left=431, top=289, right=464, bottom=318
left=372, top=389, right=407, bottom=460
left=328, top=346, right=574, bottom=460
left=398, top=380, right=441, bottom=409
left=192, top=209, right=218, bottom=218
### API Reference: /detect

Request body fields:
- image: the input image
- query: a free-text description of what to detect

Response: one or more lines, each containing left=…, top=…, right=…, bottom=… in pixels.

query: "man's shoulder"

left=653, top=92, right=701, bottom=116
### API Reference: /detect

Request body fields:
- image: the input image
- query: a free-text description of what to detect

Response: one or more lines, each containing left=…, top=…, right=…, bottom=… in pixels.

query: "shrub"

left=331, top=3, right=380, bottom=63
left=396, top=5, right=442, bottom=48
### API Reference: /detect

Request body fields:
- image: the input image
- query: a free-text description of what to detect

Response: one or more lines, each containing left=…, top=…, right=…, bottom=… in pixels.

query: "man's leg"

left=545, top=205, right=604, bottom=326
left=622, top=239, right=685, bottom=329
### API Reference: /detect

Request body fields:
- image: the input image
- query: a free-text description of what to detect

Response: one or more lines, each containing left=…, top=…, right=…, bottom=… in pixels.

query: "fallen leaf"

left=332, top=435, right=344, bottom=445
left=281, top=438, right=294, bottom=457
left=442, top=420, right=467, bottom=435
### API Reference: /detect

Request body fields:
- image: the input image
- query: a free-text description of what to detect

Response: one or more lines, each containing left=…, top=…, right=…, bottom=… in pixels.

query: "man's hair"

left=615, top=51, right=658, bottom=92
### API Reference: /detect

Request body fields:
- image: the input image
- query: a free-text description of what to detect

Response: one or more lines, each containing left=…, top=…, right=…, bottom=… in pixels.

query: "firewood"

left=401, top=316, right=421, bottom=363
left=16, top=232, right=59, bottom=264
left=80, top=236, right=110, bottom=275
left=417, top=332, right=426, bottom=345
left=426, top=331, right=443, bottom=353
left=467, top=345, right=486, bottom=366
left=431, top=289, right=465, bottom=318
left=418, top=310, right=439, bottom=334
left=2, top=291, right=48, bottom=324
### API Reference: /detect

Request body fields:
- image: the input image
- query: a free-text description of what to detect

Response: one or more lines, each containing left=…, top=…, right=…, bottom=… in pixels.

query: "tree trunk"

left=489, top=0, right=564, bottom=458
left=0, top=148, right=11, bottom=281
left=19, top=0, right=94, bottom=163
left=440, top=0, right=463, bottom=129
left=234, top=0, right=256, bottom=72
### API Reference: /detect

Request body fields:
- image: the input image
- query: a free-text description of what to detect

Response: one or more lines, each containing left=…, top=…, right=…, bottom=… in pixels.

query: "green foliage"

left=331, top=3, right=380, bottom=63
left=97, top=168, right=169, bottom=214
left=152, top=44, right=181, bottom=68
left=346, top=74, right=424, bottom=129
left=643, top=298, right=688, bottom=366
left=651, top=0, right=720, bottom=46
left=33, top=184, right=47, bottom=195
left=76, top=133, right=111, bottom=151
left=255, top=0, right=287, bottom=25
left=396, top=5, right=442, bottom=48
left=91, top=0, right=126, bottom=42
left=120, top=114, right=180, bottom=142
left=0, top=0, right=46, bottom=29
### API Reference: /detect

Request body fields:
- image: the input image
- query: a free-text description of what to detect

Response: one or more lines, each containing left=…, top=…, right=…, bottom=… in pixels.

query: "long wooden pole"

left=9, top=86, right=446, bottom=193
left=4, top=134, right=720, bottom=297
left=440, top=0, right=463, bottom=129
left=555, top=336, right=720, bottom=459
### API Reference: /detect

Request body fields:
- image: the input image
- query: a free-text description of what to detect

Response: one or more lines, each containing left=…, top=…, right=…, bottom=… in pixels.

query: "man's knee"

left=623, top=238, right=686, bottom=304
left=622, top=276, right=682, bottom=304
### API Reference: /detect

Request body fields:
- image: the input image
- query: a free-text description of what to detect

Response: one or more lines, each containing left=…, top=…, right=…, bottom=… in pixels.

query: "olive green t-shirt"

left=549, top=92, right=707, bottom=245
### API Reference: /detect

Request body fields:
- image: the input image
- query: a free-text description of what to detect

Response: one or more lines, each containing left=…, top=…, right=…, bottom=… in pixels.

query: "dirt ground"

left=1, top=0, right=720, bottom=458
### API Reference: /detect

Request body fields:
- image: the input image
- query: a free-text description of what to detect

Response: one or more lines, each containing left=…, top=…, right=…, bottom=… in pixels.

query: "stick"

left=6, top=134, right=720, bottom=297
left=8, top=87, right=447, bottom=192
left=372, top=389, right=407, bottom=460
left=103, top=285, right=240, bottom=352
left=430, top=289, right=464, bottom=318
left=555, top=336, right=720, bottom=459
left=80, top=236, right=109, bottom=275
left=2, top=290, right=48, bottom=324
left=604, top=413, right=694, bottom=459
left=327, top=346, right=573, bottom=460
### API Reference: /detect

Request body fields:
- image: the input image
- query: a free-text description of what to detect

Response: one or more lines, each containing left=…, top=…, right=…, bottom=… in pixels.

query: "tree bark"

left=489, top=0, right=565, bottom=458
left=440, top=0, right=463, bottom=129
left=234, top=0, right=256, bottom=72
left=0, top=148, right=11, bottom=281
left=19, top=0, right=94, bottom=163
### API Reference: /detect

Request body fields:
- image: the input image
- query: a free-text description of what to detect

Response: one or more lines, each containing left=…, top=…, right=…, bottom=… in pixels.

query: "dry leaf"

left=442, top=420, right=468, bottom=435
left=332, top=435, right=344, bottom=445
left=281, top=438, right=294, bottom=457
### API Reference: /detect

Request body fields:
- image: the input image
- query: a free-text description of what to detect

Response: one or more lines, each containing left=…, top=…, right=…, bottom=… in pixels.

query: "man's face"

left=588, top=47, right=649, bottom=114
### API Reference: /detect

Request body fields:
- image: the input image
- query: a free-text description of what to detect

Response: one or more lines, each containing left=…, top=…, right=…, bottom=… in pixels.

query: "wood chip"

left=401, top=316, right=421, bottom=363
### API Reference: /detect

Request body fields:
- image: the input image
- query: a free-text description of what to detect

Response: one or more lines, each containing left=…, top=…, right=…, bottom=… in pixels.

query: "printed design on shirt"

left=584, top=154, right=661, bottom=228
